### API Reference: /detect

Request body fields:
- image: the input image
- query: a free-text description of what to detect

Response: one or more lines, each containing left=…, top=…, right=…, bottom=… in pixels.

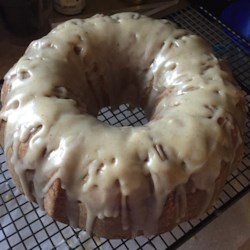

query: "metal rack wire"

left=0, top=5, right=250, bottom=250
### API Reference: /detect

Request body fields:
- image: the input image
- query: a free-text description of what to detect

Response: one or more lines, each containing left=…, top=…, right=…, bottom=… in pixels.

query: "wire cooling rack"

left=0, top=5, right=250, bottom=250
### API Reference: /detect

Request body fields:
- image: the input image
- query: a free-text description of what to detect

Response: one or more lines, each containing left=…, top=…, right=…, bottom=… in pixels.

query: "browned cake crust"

left=4, top=142, right=237, bottom=239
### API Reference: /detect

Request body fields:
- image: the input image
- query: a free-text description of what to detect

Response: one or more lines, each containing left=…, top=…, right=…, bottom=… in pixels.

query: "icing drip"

left=0, top=13, right=245, bottom=237
left=121, top=195, right=129, bottom=231
left=175, top=185, right=187, bottom=222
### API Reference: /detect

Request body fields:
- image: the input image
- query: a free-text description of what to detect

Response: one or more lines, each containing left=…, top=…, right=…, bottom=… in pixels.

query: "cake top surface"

left=0, top=13, right=245, bottom=236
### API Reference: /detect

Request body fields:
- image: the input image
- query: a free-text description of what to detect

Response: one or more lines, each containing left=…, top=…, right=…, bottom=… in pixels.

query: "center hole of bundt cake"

left=97, top=104, right=148, bottom=127
left=80, top=52, right=152, bottom=127
left=71, top=32, right=155, bottom=126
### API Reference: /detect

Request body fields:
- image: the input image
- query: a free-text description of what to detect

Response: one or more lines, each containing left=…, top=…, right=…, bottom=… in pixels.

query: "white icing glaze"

left=0, top=13, right=245, bottom=236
